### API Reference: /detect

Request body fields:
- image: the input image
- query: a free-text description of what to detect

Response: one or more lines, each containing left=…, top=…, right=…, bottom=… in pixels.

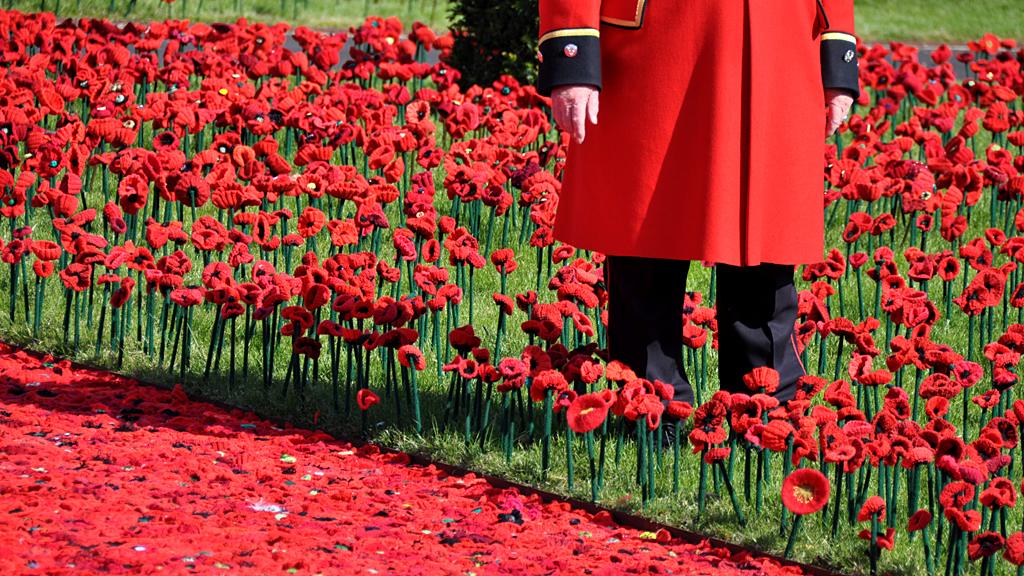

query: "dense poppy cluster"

left=1, top=7, right=1024, bottom=574
left=0, top=342, right=813, bottom=574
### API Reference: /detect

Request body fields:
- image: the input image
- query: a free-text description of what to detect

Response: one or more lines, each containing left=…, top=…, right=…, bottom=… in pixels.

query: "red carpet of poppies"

left=0, top=342, right=817, bottom=575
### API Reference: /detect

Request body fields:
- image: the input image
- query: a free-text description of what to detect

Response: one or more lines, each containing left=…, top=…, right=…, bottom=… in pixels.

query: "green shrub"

left=446, top=0, right=539, bottom=89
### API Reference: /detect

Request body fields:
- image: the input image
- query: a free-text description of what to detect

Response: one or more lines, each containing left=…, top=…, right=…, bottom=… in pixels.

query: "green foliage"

left=446, top=0, right=538, bottom=90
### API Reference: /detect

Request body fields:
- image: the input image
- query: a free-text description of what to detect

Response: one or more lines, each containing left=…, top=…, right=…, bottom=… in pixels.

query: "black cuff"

left=537, top=33, right=601, bottom=97
left=821, top=36, right=860, bottom=100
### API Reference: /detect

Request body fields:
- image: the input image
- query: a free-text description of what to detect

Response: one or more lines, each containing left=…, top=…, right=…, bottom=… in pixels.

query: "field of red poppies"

left=0, top=8, right=1023, bottom=575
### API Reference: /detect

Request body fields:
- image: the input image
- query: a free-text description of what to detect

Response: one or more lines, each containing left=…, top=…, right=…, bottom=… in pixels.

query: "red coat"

left=537, top=0, right=860, bottom=266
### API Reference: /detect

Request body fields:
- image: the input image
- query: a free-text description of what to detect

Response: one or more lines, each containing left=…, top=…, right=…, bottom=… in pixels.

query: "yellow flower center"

left=792, top=485, right=814, bottom=504
left=579, top=407, right=595, bottom=416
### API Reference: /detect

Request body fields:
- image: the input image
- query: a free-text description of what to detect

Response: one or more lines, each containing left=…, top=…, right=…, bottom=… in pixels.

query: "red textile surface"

left=0, top=343, right=813, bottom=575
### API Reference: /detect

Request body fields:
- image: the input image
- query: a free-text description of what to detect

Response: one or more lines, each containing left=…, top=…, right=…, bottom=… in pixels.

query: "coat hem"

left=552, top=230, right=824, bottom=268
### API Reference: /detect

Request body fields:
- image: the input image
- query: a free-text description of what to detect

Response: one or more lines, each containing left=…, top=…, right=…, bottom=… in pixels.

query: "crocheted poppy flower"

left=857, top=527, right=895, bottom=550
left=489, top=248, right=518, bottom=274
left=604, top=360, right=637, bottom=384
left=973, top=389, right=1002, bottom=409
left=174, top=172, right=211, bottom=207
left=117, top=173, right=149, bottom=215
left=666, top=400, right=693, bottom=421
left=566, top=393, right=608, bottom=434
left=529, top=369, right=568, bottom=402
left=448, top=325, right=481, bottom=353
left=924, top=396, right=950, bottom=420
left=741, top=366, right=779, bottom=394
left=794, top=375, right=828, bottom=401
left=553, top=390, right=578, bottom=414
left=397, top=345, right=426, bottom=370
left=578, top=360, right=603, bottom=385
left=457, top=357, right=479, bottom=380
left=496, top=357, right=528, bottom=392
left=780, top=469, right=830, bottom=516
left=33, top=260, right=54, bottom=278
left=29, top=240, right=61, bottom=262
left=857, top=495, right=887, bottom=522
left=297, top=206, right=326, bottom=238
left=945, top=508, right=982, bottom=532
left=703, top=447, right=731, bottom=464
left=937, top=254, right=961, bottom=281
left=907, top=509, right=932, bottom=532
left=969, top=532, right=1005, bottom=560
left=941, top=481, right=976, bottom=509
left=356, top=388, right=380, bottom=411
left=980, top=477, right=1016, bottom=509
left=1005, top=532, right=1024, bottom=566
left=681, top=322, right=707, bottom=349
left=492, top=293, right=514, bottom=315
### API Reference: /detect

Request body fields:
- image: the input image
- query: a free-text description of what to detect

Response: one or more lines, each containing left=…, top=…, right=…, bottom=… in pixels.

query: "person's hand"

left=551, top=84, right=599, bottom=144
left=825, top=88, right=854, bottom=138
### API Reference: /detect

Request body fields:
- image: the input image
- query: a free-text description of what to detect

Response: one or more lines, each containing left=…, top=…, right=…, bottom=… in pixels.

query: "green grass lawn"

left=855, top=0, right=1024, bottom=43
left=4, top=0, right=1023, bottom=42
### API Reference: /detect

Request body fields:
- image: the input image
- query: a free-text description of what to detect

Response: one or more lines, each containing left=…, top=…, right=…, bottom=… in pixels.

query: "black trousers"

left=603, top=255, right=805, bottom=405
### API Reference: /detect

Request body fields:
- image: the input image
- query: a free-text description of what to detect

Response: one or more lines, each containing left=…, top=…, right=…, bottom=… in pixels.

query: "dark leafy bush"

left=447, top=0, right=539, bottom=89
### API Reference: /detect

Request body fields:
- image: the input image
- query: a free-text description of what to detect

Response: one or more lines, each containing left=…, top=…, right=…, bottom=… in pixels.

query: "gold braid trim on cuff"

left=539, top=28, right=600, bottom=45
left=821, top=32, right=857, bottom=43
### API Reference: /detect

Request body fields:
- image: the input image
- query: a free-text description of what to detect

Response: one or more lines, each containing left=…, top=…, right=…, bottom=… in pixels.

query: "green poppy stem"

left=715, top=460, right=745, bottom=524
left=830, top=465, right=844, bottom=538
left=409, top=365, right=422, bottom=435
left=698, top=448, right=708, bottom=515
left=922, top=524, right=934, bottom=576
left=870, top=515, right=880, bottom=576
left=755, top=447, right=764, bottom=514
left=962, top=387, right=970, bottom=442
left=637, top=423, right=648, bottom=505
left=586, top=431, right=598, bottom=502
left=541, top=388, right=553, bottom=481
left=783, top=514, right=803, bottom=558
left=672, top=423, right=681, bottom=495
left=566, top=426, right=575, bottom=493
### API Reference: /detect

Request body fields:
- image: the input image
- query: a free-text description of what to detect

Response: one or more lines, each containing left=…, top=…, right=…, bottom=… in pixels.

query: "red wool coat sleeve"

left=536, top=0, right=602, bottom=96
left=817, top=0, right=861, bottom=98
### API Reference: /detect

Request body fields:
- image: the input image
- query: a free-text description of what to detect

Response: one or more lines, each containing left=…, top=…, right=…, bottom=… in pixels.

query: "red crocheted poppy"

left=356, top=388, right=380, bottom=411
left=566, top=393, right=609, bottom=434
left=906, top=509, right=932, bottom=532
left=781, top=468, right=830, bottom=516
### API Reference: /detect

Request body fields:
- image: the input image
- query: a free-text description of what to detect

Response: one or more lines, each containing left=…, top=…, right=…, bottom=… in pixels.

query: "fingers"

left=550, top=86, right=599, bottom=144
left=551, top=89, right=568, bottom=134
left=825, top=101, right=850, bottom=138
left=572, top=94, right=587, bottom=143
left=824, top=89, right=854, bottom=138
left=553, top=103, right=566, bottom=136
left=825, top=107, right=843, bottom=137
